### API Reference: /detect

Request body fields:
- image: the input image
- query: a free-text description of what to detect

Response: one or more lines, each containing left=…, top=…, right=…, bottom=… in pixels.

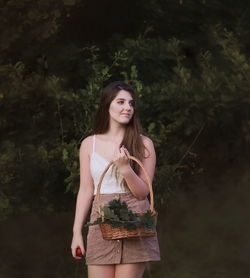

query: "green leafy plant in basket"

left=85, top=199, right=156, bottom=231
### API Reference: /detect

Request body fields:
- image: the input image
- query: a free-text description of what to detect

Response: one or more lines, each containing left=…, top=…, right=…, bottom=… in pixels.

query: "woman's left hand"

left=112, top=145, right=131, bottom=171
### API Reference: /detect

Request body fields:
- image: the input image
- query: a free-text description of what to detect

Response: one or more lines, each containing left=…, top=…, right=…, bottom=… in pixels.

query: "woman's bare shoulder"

left=140, top=135, right=155, bottom=158
left=80, top=135, right=94, bottom=154
left=140, top=134, right=154, bottom=147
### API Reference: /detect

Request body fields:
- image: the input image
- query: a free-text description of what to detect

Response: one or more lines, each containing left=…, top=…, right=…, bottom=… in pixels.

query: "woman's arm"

left=72, top=136, right=94, bottom=235
left=117, top=136, right=156, bottom=200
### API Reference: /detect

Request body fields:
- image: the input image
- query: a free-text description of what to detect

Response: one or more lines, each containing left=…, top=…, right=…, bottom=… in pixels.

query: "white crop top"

left=90, top=135, right=130, bottom=195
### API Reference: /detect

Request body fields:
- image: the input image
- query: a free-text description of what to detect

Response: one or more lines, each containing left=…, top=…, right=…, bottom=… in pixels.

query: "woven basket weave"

left=96, top=155, right=157, bottom=240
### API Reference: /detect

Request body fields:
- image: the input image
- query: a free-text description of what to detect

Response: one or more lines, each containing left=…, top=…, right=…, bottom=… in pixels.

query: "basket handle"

left=96, top=155, right=155, bottom=215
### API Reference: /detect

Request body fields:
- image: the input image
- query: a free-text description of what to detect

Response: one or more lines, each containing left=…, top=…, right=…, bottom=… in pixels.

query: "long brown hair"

left=93, top=81, right=148, bottom=176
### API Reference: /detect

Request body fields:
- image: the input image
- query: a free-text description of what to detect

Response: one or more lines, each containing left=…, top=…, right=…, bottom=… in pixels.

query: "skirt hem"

left=86, top=258, right=161, bottom=265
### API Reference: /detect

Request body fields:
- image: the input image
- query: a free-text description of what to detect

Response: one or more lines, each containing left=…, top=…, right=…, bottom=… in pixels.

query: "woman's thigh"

left=88, top=265, right=115, bottom=278
left=114, top=262, right=146, bottom=278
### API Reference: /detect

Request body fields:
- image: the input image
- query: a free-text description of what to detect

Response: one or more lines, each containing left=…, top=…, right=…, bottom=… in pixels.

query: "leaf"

left=84, top=218, right=102, bottom=227
left=102, top=206, right=119, bottom=221
left=119, top=208, right=130, bottom=221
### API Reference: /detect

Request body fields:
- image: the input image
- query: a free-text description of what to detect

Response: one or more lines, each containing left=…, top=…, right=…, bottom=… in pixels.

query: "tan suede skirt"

left=85, top=192, right=161, bottom=265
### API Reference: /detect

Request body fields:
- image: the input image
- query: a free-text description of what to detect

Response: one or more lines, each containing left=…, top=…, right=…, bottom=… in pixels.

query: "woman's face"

left=109, top=90, right=134, bottom=125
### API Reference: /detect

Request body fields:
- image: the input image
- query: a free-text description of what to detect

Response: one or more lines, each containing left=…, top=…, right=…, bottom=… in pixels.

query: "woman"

left=71, top=81, right=161, bottom=278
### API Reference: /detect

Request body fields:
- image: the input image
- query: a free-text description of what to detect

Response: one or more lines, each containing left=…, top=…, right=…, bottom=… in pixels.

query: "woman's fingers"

left=72, top=246, right=85, bottom=259
left=112, top=146, right=130, bottom=167
left=122, top=146, right=130, bottom=157
left=71, top=239, right=85, bottom=259
left=120, top=146, right=126, bottom=156
left=120, top=146, right=130, bottom=160
left=114, top=146, right=125, bottom=158
left=72, top=247, right=79, bottom=259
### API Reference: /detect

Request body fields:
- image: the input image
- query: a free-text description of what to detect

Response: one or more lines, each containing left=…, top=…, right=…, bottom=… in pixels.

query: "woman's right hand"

left=71, top=233, right=85, bottom=259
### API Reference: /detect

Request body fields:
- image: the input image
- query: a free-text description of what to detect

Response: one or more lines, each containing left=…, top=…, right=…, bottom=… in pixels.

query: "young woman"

left=71, top=81, right=160, bottom=278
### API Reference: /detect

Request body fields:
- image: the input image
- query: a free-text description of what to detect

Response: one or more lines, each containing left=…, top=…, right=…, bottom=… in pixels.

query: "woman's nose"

left=125, top=103, right=131, bottom=110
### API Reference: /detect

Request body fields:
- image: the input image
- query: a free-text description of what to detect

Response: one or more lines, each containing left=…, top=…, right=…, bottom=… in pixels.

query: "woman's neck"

left=102, top=124, right=126, bottom=144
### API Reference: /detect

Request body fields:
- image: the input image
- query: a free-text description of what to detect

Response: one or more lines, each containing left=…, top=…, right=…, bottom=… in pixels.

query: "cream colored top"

left=90, top=135, right=130, bottom=195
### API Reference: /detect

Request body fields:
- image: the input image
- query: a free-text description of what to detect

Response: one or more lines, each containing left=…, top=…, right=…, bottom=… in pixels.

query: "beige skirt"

left=85, top=192, right=161, bottom=265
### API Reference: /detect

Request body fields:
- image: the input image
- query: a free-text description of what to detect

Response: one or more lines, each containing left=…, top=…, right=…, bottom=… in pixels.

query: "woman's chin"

left=119, top=120, right=130, bottom=125
left=111, top=117, right=131, bottom=125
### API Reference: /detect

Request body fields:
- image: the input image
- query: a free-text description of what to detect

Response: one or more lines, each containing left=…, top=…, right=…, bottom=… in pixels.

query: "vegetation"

left=0, top=0, right=249, bottom=221
left=0, top=1, right=249, bottom=277
left=85, top=199, right=156, bottom=230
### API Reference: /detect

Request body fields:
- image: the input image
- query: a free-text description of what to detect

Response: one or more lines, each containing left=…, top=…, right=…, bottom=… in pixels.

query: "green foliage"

left=0, top=0, right=249, bottom=219
left=85, top=199, right=156, bottom=230
left=0, top=0, right=82, bottom=60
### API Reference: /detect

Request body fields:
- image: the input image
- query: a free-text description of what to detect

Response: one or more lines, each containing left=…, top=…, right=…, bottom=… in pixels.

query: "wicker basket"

left=96, top=155, right=158, bottom=240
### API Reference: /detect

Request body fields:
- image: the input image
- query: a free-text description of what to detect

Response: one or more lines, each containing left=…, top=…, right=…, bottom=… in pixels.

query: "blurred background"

left=0, top=0, right=249, bottom=277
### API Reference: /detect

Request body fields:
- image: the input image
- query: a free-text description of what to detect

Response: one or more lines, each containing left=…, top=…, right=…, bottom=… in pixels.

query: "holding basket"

left=95, top=155, right=158, bottom=240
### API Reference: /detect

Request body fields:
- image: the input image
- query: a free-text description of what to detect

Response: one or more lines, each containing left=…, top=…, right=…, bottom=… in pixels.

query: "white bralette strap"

left=92, top=134, right=96, bottom=153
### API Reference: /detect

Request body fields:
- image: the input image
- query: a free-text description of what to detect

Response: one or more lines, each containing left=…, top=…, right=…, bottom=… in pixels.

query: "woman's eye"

left=117, top=100, right=134, bottom=106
